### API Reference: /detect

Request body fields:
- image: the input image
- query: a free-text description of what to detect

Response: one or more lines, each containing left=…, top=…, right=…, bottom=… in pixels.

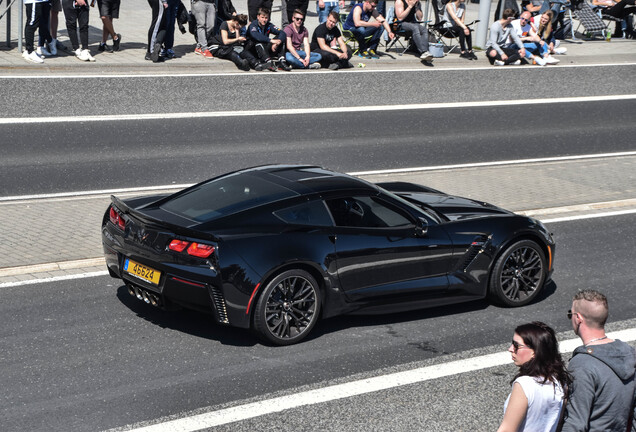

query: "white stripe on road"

left=1, top=62, right=635, bottom=80
left=1, top=94, right=635, bottom=124
left=542, top=208, right=636, bottom=223
left=117, top=328, right=636, bottom=432
left=0, top=271, right=108, bottom=288
left=2, top=151, right=636, bottom=203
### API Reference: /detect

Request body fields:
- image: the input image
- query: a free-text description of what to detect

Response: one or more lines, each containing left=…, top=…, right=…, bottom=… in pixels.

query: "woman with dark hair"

left=497, top=322, right=572, bottom=432
left=208, top=14, right=251, bottom=70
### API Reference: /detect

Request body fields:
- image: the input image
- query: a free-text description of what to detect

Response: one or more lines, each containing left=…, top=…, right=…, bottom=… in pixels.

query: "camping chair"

left=428, top=0, right=479, bottom=54
left=384, top=7, right=413, bottom=55
left=339, top=11, right=373, bottom=54
left=571, top=0, right=608, bottom=38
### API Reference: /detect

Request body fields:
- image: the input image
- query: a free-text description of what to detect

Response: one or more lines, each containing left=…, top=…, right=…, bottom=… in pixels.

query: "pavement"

left=1, top=0, right=636, bottom=72
left=1, top=153, right=635, bottom=284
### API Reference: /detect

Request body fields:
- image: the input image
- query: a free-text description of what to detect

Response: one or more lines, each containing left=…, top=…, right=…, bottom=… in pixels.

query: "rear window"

left=160, top=172, right=298, bottom=222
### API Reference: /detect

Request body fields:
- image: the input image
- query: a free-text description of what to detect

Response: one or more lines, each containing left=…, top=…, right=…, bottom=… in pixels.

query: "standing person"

left=311, top=10, right=352, bottom=69
left=286, top=0, right=309, bottom=24
left=97, top=0, right=122, bottom=53
left=497, top=322, right=571, bottom=432
left=247, top=0, right=272, bottom=21
left=47, top=0, right=63, bottom=55
left=192, top=0, right=216, bottom=58
left=283, top=9, right=322, bottom=68
left=485, top=8, right=525, bottom=65
left=443, top=0, right=476, bottom=60
left=162, top=0, right=179, bottom=58
left=343, top=0, right=393, bottom=59
left=561, top=290, right=636, bottom=432
left=62, top=0, right=95, bottom=61
left=316, top=0, right=344, bottom=24
left=23, top=0, right=51, bottom=64
left=146, top=0, right=168, bottom=62
left=394, top=0, right=433, bottom=62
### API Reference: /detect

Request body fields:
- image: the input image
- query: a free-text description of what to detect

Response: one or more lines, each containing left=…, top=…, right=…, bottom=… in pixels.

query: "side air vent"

left=458, top=235, right=490, bottom=272
left=210, top=286, right=230, bottom=324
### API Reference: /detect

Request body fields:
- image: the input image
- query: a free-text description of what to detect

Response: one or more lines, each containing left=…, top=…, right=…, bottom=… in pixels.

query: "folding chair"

left=384, top=7, right=413, bottom=55
left=339, top=11, right=373, bottom=54
left=571, top=0, right=608, bottom=38
left=428, top=0, right=478, bottom=54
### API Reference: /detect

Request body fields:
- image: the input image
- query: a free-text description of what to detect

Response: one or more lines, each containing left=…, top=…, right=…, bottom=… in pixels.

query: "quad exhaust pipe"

left=126, top=283, right=162, bottom=308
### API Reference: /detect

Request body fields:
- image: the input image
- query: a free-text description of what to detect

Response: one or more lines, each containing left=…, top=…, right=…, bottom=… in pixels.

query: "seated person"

left=486, top=8, right=526, bottom=65
left=310, top=10, right=353, bottom=69
left=534, top=10, right=567, bottom=54
left=284, top=9, right=322, bottom=68
left=443, top=0, right=476, bottom=60
left=395, top=0, right=434, bottom=61
left=510, top=11, right=554, bottom=65
left=343, top=0, right=394, bottom=58
left=208, top=14, right=251, bottom=71
left=593, top=0, right=635, bottom=38
left=244, top=7, right=290, bottom=71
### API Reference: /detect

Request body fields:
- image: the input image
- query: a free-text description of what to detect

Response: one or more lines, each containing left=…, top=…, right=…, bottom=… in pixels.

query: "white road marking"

left=1, top=151, right=635, bottom=202
left=116, top=328, right=636, bottom=432
left=0, top=62, right=634, bottom=80
left=542, top=208, right=636, bottom=223
left=0, top=271, right=108, bottom=288
left=0, top=94, right=634, bottom=124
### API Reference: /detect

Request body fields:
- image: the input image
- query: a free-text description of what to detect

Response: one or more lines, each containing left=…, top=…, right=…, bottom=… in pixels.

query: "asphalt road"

left=1, top=98, right=635, bottom=196
left=1, top=213, right=635, bottom=431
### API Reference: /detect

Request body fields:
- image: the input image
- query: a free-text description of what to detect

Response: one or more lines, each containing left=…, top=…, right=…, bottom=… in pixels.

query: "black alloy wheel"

left=488, top=240, right=547, bottom=307
left=253, top=269, right=321, bottom=345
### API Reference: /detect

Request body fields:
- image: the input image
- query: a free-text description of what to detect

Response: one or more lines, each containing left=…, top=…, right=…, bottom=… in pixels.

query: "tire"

left=488, top=240, right=547, bottom=307
left=253, top=269, right=321, bottom=346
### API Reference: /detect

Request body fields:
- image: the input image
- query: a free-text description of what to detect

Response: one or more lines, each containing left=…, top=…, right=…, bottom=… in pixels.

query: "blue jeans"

left=285, top=50, right=322, bottom=68
left=349, top=25, right=383, bottom=51
left=316, top=1, right=340, bottom=24
left=512, top=42, right=548, bottom=59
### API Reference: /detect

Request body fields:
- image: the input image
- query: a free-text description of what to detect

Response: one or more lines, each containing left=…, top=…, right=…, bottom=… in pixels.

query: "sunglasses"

left=293, top=17, right=304, bottom=21
left=567, top=309, right=575, bottom=319
left=511, top=340, right=530, bottom=353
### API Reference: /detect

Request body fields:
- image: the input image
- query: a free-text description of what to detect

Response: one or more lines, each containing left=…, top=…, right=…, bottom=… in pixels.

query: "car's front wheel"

left=488, top=240, right=547, bottom=307
left=253, top=269, right=321, bottom=345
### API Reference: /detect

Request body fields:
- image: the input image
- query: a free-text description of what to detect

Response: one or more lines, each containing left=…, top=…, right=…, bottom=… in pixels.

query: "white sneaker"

left=37, top=46, right=52, bottom=57
left=553, top=47, right=567, bottom=55
left=420, top=51, right=434, bottom=61
left=533, top=56, right=547, bottom=66
left=48, top=40, right=58, bottom=56
left=511, top=59, right=522, bottom=65
left=494, top=60, right=505, bottom=66
left=23, top=50, right=44, bottom=64
left=76, top=49, right=95, bottom=62
left=309, top=62, right=321, bottom=69
left=546, top=55, right=560, bottom=64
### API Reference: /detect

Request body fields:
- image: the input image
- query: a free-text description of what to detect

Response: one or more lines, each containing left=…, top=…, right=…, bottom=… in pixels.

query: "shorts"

left=97, top=0, right=120, bottom=18
left=51, top=0, right=62, bottom=13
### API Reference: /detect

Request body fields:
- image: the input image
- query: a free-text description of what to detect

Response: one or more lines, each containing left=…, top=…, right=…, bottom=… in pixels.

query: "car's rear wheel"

left=253, top=269, right=321, bottom=345
left=488, top=240, right=546, bottom=307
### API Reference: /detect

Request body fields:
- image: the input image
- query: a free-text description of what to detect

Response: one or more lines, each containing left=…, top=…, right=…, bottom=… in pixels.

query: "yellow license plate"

left=124, top=259, right=161, bottom=285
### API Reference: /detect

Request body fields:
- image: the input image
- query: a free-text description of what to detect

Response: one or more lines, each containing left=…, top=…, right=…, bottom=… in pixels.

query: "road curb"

left=0, top=257, right=105, bottom=277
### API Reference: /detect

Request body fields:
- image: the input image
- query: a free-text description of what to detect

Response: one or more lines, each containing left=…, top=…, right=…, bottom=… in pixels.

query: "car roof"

left=242, top=165, right=380, bottom=196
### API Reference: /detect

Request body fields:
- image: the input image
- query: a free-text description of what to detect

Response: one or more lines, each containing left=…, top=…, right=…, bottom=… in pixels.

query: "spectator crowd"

left=18, top=0, right=636, bottom=68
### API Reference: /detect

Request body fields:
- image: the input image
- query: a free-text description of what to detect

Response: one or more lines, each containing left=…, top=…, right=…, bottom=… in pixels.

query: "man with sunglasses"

left=343, top=0, right=394, bottom=59
left=510, top=11, right=557, bottom=65
left=562, top=290, right=636, bottom=432
left=283, top=9, right=322, bottom=68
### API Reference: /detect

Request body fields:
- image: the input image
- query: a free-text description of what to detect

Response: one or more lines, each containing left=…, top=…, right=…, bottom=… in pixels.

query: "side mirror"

left=415, top=217, right=428, bottom=237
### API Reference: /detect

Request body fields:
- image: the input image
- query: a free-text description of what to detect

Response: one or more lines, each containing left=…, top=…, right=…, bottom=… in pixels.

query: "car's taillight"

left=169, top=239, right=215, bottom=258
left=109, top=206, right=126, bottom=230
left=168, top=239, right=189, bottom=252
left=187, top=242, right=215, bottom=258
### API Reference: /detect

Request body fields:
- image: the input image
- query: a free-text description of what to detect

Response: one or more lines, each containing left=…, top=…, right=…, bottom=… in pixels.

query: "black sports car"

left=102, top=165, right=554, bottom=345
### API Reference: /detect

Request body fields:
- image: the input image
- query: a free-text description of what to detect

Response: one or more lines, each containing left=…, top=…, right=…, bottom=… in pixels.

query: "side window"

left=273, top=200, right=334, bottom=226
left=325, top=196, right=412, bottom=228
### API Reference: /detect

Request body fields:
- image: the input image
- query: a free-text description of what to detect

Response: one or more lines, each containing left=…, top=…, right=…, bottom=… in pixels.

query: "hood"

left=397, top=191, right=511, bottom=221
left=572, top=340, right=636, bottom=381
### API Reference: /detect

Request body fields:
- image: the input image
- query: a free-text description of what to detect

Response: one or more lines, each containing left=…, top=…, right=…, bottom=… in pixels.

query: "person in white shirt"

left=497, top=322, right=572, bottom=432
